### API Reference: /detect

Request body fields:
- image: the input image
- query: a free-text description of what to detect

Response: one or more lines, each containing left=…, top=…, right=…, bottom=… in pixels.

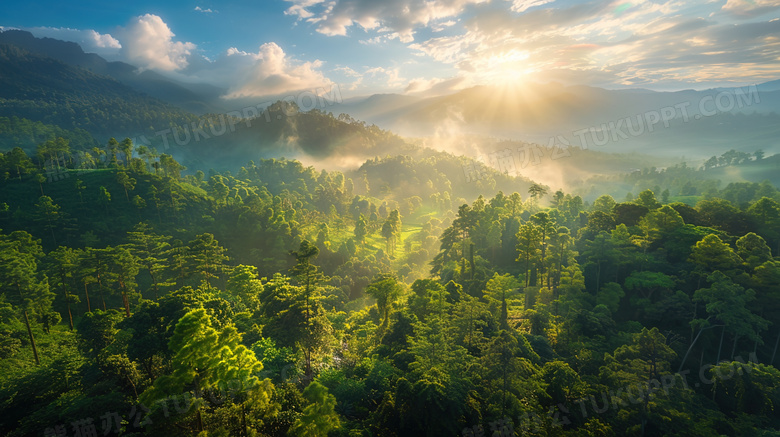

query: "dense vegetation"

left=1, top=130, right=779, bottom=437
left=0, top=44, right=197, bottom=140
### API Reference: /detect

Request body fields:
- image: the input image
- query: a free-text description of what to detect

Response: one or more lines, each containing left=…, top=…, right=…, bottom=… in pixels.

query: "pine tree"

left=289, top=381, right=340, bottom=436
left=119, top=137, right=133, bottom=167
left=290, top=240, right=326, bottom=382
left=354, top=213, right=368, bottom=244
left=0, top=231, right=56, bottom=364
left=187, top=233, right=228, bottom=290
left=365, top=274, right=402, bottom=332
left=126, top=223, right=172, bottom=300
left=34, top=196, right=61, bottom=246
left=108, top=246, right=140, bottom=317
left=45, top=246, right=80, bottom=331
left=116, top=171, right=136, bottom=201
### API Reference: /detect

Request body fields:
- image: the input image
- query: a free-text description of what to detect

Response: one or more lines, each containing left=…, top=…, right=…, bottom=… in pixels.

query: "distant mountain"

left=338, top=93, right=422, bottom=120
left=164, top=101, right=416, bottom=171
left=334, top=81, right=780, bottom=159
left=2, top=29, right=779, bottom=166
left=757, top=79, right=780, bottom=92
left=0, top=43, right=197, bottom=141
left=0, top=30, right=226, bottom=114
left=0, top=33, right=418, bottom=168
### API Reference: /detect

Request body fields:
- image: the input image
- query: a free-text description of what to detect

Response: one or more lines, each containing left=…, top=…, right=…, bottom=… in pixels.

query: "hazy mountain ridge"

left=0, top=29, right=226, bottom=114
left=1, top=30, right=779, bottom=193
left=0, top=43, right=199, bottom=140
left=333, top=82, right=780, bottom=159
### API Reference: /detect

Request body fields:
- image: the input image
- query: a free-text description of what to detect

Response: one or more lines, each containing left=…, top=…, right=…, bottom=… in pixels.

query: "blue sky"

left=2, top=0, right=780, bottom=100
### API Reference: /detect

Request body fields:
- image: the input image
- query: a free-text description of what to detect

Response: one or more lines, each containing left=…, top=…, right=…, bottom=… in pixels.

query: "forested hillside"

left=1, top=132, right=779, bottom=436
left=0, top=44, right=197, bottom=140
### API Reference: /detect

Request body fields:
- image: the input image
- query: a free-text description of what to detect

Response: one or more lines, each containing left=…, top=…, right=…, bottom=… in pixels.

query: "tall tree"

left=226, top=264, right=264, bottom=311
left=83, top=247, right=112, bottom=311
left=126, top=223, right=172, bottom=300
left=0, top=231, right=55, bottom=364
left=108, top=246, right=140, bottom=317
left=528, top=183, right=548, bottom=200
left=289, top=381, right=340, bottom=436
left=290, top=240, right=325, bottom=381
left=530, top=212, right=556, bottom=286
left=689, top=234, right=743, bottom=282
left=693, top=271, right=768, bottom=362
left=354, top=213, right=368, bottom=244
left=106, top=137, right=119, bottom=167
left=119, top=137, right=133, bottom=167
left=516, top=223, right=541, bottom=287
left=381, top=210, right=402, bottom=256
left=97, top=186, right=111, bottom=216
left=34, top=196, right=61, bottom=246
left=187, top=233, right=228, bottom=290
left=140, top=308, right=268, bottom=433
left=44, top=246, right=80, bottom=331
left=116, top=171, right=136, bottom=201
left=736, top=232, right=773, bottom=270
left=746, top=197, right=780, bottom=255
left=365, top=274, right=403, bottom=332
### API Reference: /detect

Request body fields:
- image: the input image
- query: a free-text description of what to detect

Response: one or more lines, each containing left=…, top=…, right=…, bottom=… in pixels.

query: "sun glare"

left=484, top=49, right=532, bottom=84
left=472, top=49, right=547, bottom=124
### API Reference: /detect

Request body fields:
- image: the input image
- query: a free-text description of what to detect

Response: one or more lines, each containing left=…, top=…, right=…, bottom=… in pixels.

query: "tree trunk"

left=149, top=269, right=159, bottom=300
left=97, top=271, right=107, bottom=311
left=61, top=271, right=74, bottom=331
left=716, top=326, right=725, bottom=364
left=467, top=298, right=474, bottom=349
left=120, top=281, right=131, bottom=318
left=678, top=322, right=720, bottom=373
left=304, top=260, right=313, bottom=383
left=731, top=334, right=739, bottom=360
left=469, top=243, right=475, bottom=280
left=771, top=329, right=780, bottom=365
left=596, top=260, right=601, bottom=292
left=84, top=282, right=92, bottom=313
left=66, top=295, right=73, bottom=331
left=524, top=252, right=530, bottom=287
left=24, top=310, right=40, bottom=365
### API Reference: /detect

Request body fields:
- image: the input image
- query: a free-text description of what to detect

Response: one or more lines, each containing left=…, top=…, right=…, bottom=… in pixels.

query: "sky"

left=2, top=0, right=780, bottom=101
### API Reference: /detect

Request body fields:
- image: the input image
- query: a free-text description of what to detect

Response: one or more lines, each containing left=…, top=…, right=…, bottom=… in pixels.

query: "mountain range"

left=1, top=28, right=779, bottom=168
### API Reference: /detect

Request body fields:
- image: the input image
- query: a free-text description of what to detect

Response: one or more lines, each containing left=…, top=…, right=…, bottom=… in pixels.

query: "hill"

left=333, top=82, right=780, bottom=159
left=0, top=43, right=198, bottom=141
left=0, top=29, right=225, bottom=114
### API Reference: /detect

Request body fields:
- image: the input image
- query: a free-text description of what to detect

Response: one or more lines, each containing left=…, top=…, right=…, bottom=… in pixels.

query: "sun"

left=484, top=49, right=534, bottom=85
left=472, top=49, right=545, bottom=123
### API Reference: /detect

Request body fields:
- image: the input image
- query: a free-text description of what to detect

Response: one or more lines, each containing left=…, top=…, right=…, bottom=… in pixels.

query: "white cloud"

left=284, top=0, right=323, bottom=19
left=408, top=0, right=780, bottom=87
left=284, top=0, right=487, bottom=42
left=118, top=14, right=196, bottom=71
left=222, top=42, right=333, bottom=98
left=333, top=66, right=362, bottom=77
left=510, top=0, right=555, bottom=13
left=404, top=76, right=469, bottom=96
left=22, top=27, right=121, bottom=55
left=722, top=0, right=780, bottom=17
left=364, top=66, right=404, bottom=87
left=194, top=6, right=217, bottom=13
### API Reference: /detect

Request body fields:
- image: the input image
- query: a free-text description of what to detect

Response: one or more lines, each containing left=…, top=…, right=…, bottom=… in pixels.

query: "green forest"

left=1, top=125, right=780, bottom=437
